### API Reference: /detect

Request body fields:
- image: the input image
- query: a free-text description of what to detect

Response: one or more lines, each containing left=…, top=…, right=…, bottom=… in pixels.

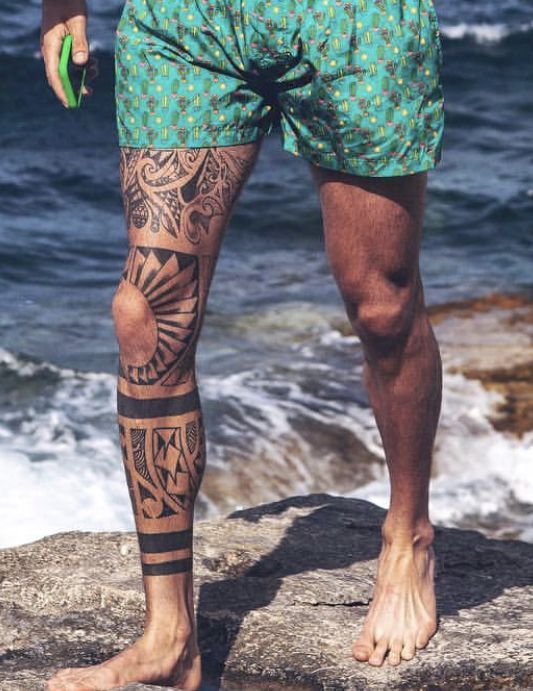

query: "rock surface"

left=428, top=291, right=533, bottom=437
left=1, top=494, right=532, bottom=690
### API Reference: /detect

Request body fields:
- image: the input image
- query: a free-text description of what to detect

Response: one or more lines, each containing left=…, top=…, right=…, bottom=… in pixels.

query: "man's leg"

left=47, top=142, right=261, bottom=691
left=310, top=167, right=442, bottom=668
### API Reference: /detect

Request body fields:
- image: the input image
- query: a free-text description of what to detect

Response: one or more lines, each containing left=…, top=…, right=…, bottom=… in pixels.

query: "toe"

left=353, top=630, right=374, bottom=662
left=415, top=634, right=428, bottom=649
left=387, top=640, right=403, bottom=667
left=415, top=623, right=436, bottom=649
left=368, top=638, right=388, bottom=667
left=401, top=637, right=416, bottom=661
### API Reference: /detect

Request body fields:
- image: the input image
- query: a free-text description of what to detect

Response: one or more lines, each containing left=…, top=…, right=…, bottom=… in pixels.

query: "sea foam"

left=441, top=20, right=533, bottom=44
left=1, top=303, right=532, bottom=550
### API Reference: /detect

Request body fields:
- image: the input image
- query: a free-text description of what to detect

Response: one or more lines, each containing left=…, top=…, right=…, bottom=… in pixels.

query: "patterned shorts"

left=114, top=0, right=444, bottom=176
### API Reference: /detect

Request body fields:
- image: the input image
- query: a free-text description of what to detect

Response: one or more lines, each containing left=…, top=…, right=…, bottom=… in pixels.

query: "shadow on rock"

left=197, top=494, right=533, bottom=689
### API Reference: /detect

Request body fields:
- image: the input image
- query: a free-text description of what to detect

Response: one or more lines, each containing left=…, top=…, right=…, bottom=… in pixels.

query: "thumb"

left=67, top=15, right=89, bottom=64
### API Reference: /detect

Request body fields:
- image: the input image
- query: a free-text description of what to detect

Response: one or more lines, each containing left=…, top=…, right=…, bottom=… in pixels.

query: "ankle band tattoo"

left=137, top=528, right=193, bottom=553
left=137, top=529, right=194, bottom=577
left=141, top=557, right=193, bottom=577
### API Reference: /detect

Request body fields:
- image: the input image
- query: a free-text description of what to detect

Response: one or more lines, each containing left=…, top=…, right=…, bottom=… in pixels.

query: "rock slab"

left=1, top=494, right=532, bottom=690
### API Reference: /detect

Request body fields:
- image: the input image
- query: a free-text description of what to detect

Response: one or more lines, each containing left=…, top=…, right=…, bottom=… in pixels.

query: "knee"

left=357, top=298, right=414, bottom=348
left=111, top=246, right=201, bottom=386
left=111, top=280, right=157, bottom=354
left=111, top=276, right=198, bottom=386
left=340, top=278, right=418, bottom=354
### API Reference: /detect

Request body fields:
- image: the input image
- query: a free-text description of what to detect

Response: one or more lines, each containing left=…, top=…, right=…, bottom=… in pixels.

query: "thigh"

left=310, top=167, right=427, bottom=303
left=114, top=0, right=273, bottom=150
left=119, top=144, right=260, bottom=251
left=278, top=0, right=444, bottom=178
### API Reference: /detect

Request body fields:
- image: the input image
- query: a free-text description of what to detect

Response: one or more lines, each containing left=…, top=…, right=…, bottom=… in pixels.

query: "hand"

left=40, top=0, right=98, bottom=107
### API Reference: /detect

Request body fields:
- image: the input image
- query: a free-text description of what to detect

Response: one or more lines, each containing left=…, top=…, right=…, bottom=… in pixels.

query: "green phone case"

left=59, top=34, right=87, bottom=108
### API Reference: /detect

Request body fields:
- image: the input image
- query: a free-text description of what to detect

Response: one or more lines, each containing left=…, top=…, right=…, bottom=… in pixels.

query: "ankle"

left=381, top=516, right=434, bottom=550
left=143, top=620, right=195, bottom=647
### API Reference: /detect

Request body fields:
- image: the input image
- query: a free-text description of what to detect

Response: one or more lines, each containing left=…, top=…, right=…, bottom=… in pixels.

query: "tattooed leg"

left=46, top=142, right=261, bottom=691
left=119, top=146, right=258, bottom=244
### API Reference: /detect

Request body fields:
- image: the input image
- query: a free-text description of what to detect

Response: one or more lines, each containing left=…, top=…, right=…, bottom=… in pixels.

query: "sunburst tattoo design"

left=118, top=245, right=200, bottom=386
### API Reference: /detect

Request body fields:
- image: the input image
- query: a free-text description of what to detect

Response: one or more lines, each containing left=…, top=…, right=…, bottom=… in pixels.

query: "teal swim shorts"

left=114, top=0, right=444, bottom=176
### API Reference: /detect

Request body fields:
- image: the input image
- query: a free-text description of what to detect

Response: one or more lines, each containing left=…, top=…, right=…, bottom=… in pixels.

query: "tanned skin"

left=42, top=2, right=440, bottom=687
left=310, top=168, right=440, bottom=666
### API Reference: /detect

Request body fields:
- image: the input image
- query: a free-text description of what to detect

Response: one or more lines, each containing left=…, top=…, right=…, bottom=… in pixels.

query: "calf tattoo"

left=119, top=413, right=205, bottom=576
left=119, top=416, right=205, bottom=520
left=120, top=147, right=254, bottom=243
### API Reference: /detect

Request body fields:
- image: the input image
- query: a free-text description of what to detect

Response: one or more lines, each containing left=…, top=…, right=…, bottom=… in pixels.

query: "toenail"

left=354, top=649, right=370, bottom=660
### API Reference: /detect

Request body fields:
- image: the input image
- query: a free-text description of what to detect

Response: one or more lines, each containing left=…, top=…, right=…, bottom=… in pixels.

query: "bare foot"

left=46, top=629, right=201, bottom=690
left=352, top=524, right=437, bottom=667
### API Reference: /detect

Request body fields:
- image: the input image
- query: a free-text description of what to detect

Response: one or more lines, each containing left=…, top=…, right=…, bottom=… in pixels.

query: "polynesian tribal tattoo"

left=115, top=145, right=259, bottom=577
left=114, top=244, right=215, bottom=575
left=120, top=147, right=254, bottom=243
left=118, top=416, right=204, bottom=520
left=118, top=412, right=205, bottom=576
left=117, top=245, right=200, bottom=387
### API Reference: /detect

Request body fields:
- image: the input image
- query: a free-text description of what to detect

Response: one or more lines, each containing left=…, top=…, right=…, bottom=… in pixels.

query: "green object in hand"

left=59, top=34, right=87, bottom=108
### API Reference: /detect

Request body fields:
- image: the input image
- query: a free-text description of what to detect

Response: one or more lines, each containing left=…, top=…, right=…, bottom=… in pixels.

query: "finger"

left=42, top=30, right=69, bottom=107
left=66, top=13, right=89, bottom=65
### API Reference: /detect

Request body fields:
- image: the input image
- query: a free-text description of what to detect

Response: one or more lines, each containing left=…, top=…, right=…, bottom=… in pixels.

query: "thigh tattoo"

left=120, top=147, right=256, bottom=243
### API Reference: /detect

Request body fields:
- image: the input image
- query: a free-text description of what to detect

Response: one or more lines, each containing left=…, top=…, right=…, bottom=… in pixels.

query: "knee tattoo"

left=112, top=245, right=201, bottom=387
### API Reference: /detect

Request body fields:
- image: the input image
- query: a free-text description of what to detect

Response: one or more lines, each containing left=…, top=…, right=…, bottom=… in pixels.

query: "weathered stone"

left=1, top=494, right=532, bottom=690
left=333, top=291, right=533, bottom=439
left=428, top=291, right=533, bottom=437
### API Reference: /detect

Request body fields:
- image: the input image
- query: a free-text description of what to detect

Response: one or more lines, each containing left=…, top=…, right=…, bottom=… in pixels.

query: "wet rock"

left=427, top=291, right=532, bottom=325
left=429, top=291, right=533, bottom=437
left=1, top=494, right=532, bottom=690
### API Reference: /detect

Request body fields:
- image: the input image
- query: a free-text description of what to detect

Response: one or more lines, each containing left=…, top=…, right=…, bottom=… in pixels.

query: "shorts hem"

left=281, top=140, right=443, bottom=178
left=116, top=125, right=265, bottom=150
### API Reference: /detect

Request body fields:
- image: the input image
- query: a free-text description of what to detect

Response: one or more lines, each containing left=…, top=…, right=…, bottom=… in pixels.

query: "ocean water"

left=0, top=0, right=532, bottom=548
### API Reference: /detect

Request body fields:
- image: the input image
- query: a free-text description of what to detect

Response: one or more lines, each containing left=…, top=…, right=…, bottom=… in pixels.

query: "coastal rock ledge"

left=1, top=495, right=532, bottom=690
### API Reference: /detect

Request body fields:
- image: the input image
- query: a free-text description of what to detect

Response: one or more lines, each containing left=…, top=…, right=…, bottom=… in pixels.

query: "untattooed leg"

left=46, top=142, right=261, bottom=691
left=310, top=167, right=441, bottom=667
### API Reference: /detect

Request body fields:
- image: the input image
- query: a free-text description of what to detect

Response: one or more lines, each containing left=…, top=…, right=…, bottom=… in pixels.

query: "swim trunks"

left=114, top=0, right=444, bottom=176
